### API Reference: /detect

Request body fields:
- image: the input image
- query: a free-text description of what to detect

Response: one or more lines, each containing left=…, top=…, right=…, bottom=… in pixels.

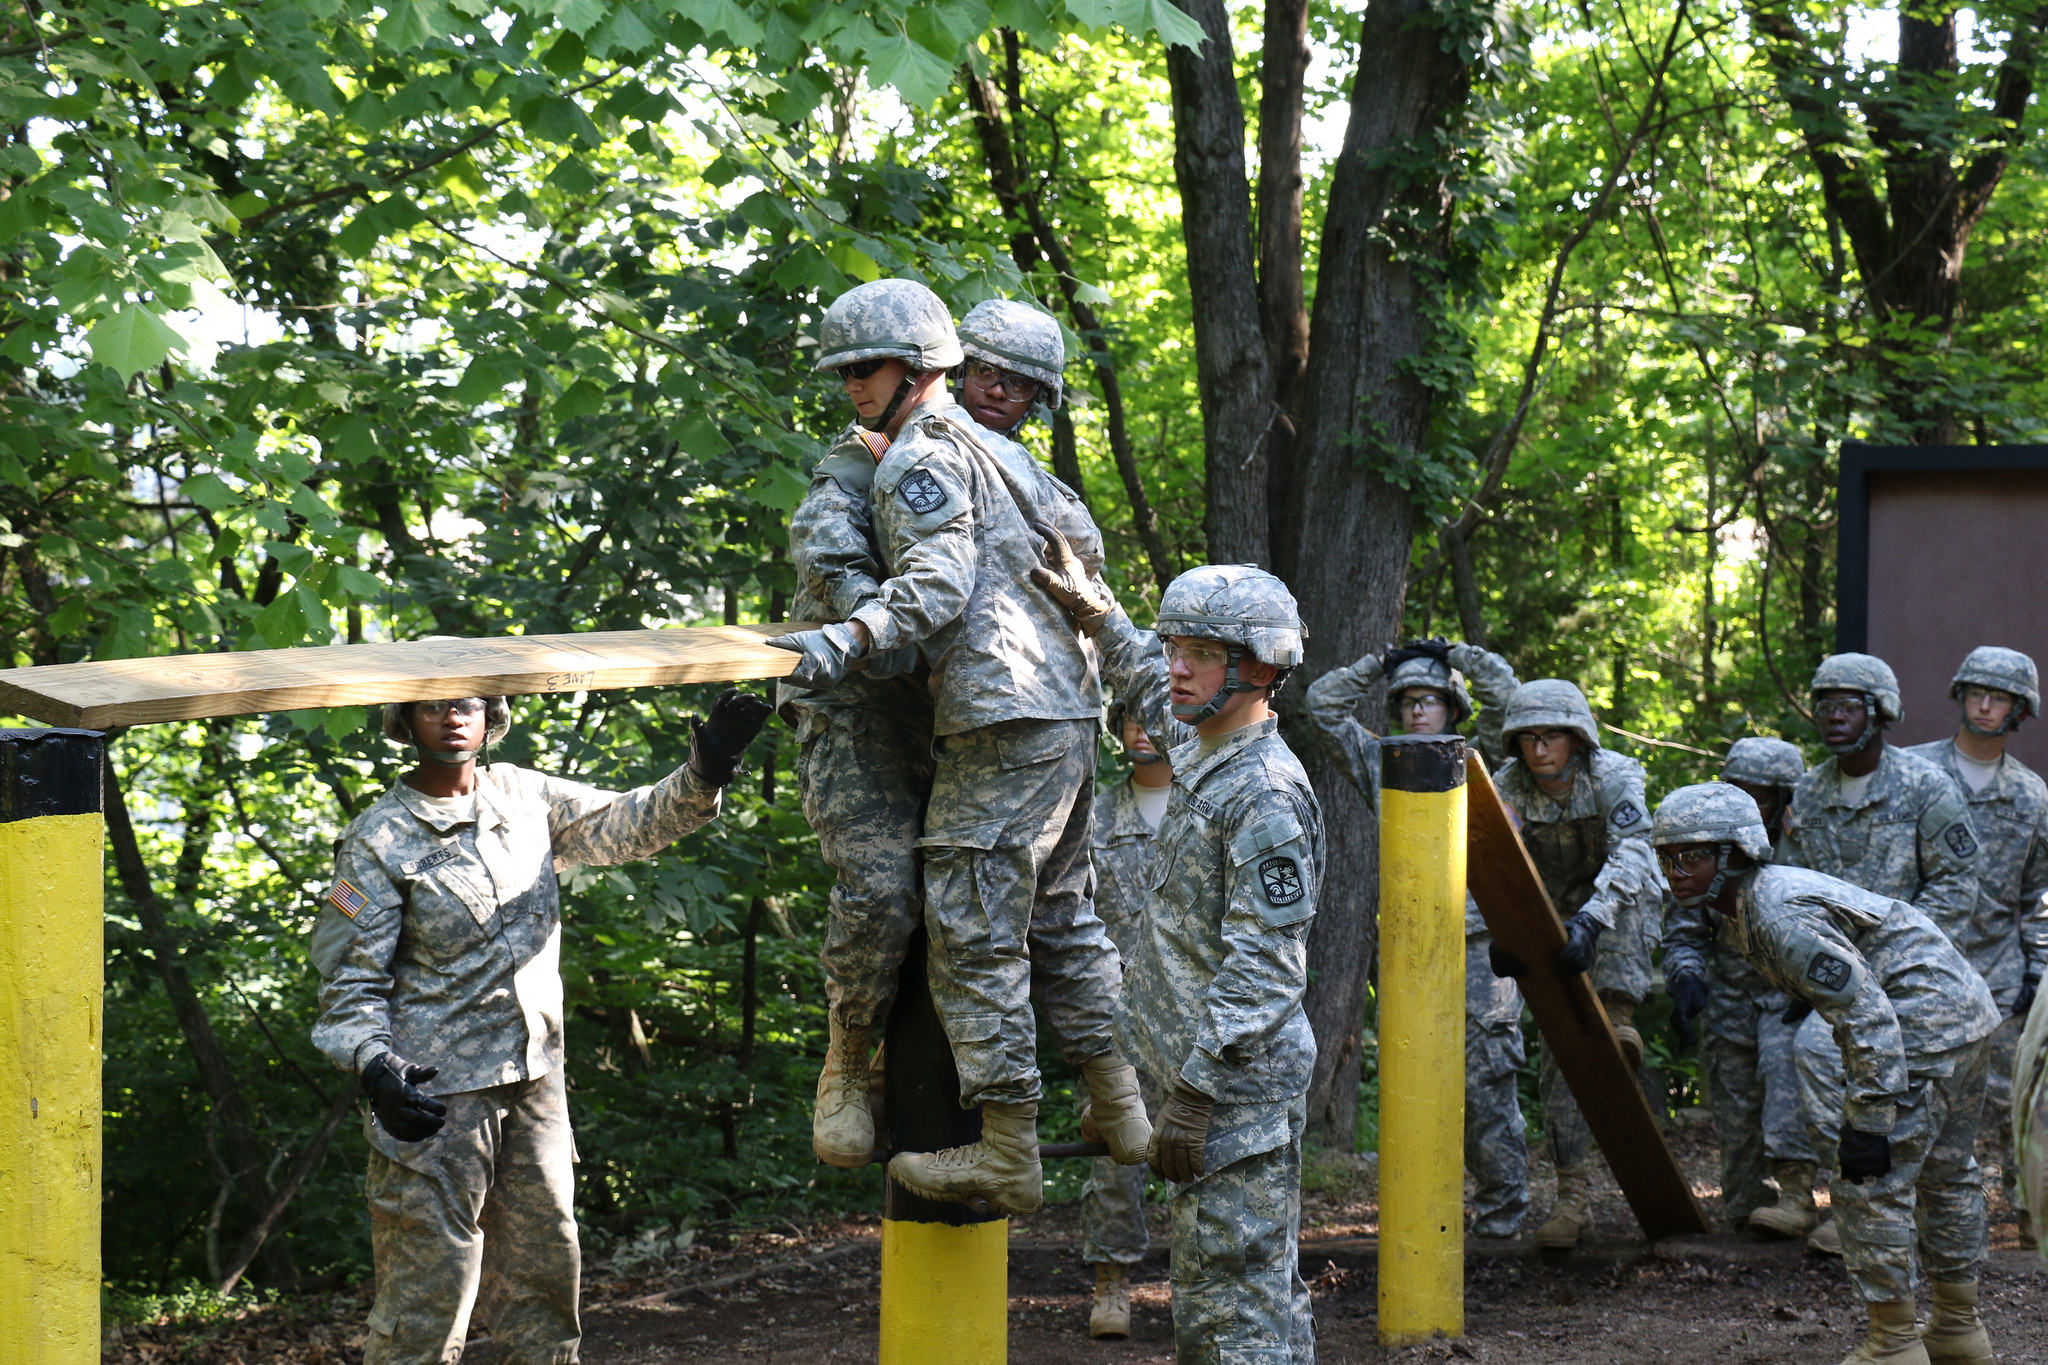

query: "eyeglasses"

left=1812, top=697, right=1868, bottom=720
left=836, top=357, right=892, bottom=381
left=1962, top=686, right=2015, bottom=707
left=963, top=359, right=1042, bottom=403
left=1400, top=691, right=1450, bottom=712
left=1657, top=846, right=1720, bottom=876
left=1518, top=729, right=1573, bottom=749
left=1161, top=638, right=1230, bottom=669
left=416, top=698, right=486, bottom=718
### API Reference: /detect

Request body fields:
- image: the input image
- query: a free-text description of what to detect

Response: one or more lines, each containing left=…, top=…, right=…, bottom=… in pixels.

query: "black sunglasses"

left=836, top=357, right=891, bottom=380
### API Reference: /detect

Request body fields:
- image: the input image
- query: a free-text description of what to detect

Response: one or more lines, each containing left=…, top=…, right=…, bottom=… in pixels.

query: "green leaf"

left=337, top=565, right=385, bottom=599
left=546, top=154, right=600, bottom=195
left=862, top=29, right=957, bottom=107
left=676, top=412, right=732, bottom=457
left=86, top=307, right=186, bottom=378
left=1144, top=0, right=1207, bottom=49
left=379, top=0, right=451, bottom=49
left=827, top=241, right=882, bottom=282
left=554, top=0, right=607, bottom=37
left=680, top=0, right=764, bottom=46
left=181, top=473, right=239, bottom=511
left=753, top=461, right=810, bottom=514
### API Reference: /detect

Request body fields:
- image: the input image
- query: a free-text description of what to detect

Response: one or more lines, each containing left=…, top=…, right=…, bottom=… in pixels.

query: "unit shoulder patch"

left=1943, top=822, right=1978, bottom=858
left=899, top=468, right=949, bottom=515
left=1805, top=951, right=1853, bottom=993
left=1611, top=799, right=1644, bottom=829
left=1259, top=855, right=1305, bottom=907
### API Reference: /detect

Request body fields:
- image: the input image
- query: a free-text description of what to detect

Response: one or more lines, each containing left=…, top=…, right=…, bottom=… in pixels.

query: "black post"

left=881, top=926, right=1002, bottom=1226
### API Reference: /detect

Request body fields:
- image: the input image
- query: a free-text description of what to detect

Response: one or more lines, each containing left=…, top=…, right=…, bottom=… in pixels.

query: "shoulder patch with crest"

left=1943, top=822, right=1978, bottom=858
left=1259, top=856, right=1305, bottom=907
left=1611, top=799, right=1644, bottom=828
left=1806, top=951, right=1853, bottom=992
left=899, top=468, right=948, bottom=514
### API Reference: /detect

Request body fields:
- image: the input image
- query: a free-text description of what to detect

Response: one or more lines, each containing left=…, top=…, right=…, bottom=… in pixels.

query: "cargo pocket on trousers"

left=919, top=830, right=1022, bottom=957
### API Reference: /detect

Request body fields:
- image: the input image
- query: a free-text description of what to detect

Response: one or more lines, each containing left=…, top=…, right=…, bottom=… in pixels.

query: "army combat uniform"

left=1776, top=744, right=1983, bottom=1156
left=781, top=424, right=937, bottom=1036
left=1721, top=865, right=2000, bottom=1305
left=848, top=395, right=1123, bottom=1107
left=1304, top=642, right=1529, bottom=1237
left=1492, top=745, right=1662, bottom=1175
left=311, top=762, right=722, bottom=1364
left=1080, top=770, right=1164, bottom=1270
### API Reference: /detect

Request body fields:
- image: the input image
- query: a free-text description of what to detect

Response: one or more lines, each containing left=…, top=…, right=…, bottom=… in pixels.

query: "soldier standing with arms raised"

left=310, top=687, right=769, bottom=1363
left=1305, top=636, right=1531, bottom=1239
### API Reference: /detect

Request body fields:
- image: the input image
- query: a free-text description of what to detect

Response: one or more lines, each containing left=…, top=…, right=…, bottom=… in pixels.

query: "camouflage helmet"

left=1155, top=565, right=1306, bottom=669
left=382, top=696, right=512, bottom=747
left=1720, top=736, right=1805, bottom=791
left=1155, top=565, right=1306, bottom=724
left=957, top=299, right=1065, bottom=409
left=1809, top=652, right=1903, bottom=725
left=1500, top=678, right=1601, bottom=752
left=1951, top=645, right=2040, bottom=722
left=1653, top=782, right=1775, bottom=864
left=813, top=279, right=964, bottom=373
left=1385, top=655, right=1473, bottom=729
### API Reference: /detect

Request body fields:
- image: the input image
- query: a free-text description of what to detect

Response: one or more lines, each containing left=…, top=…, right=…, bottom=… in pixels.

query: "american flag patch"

left=327, top=878, right=368, bottom=919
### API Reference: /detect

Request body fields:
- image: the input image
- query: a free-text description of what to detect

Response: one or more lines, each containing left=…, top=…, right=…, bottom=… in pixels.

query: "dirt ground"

left=107, top=1113, right=2048, bottom=1364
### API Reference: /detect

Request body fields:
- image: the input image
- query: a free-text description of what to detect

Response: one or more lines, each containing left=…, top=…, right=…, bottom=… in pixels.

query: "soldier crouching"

left=309, top=688, right=769, bottom=1364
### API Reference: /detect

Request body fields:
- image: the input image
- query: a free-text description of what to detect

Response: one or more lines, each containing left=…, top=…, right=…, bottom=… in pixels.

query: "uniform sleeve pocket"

left=1228, top=810, right=1305, bottom=866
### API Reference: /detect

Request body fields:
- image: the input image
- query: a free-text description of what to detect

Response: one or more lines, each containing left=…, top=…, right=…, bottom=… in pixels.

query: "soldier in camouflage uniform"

left=772, top=280, right=1149, bottom=1215
left=775, top=283, right=950, bottom=1168
left=1664, top=737, right=1823, bottom=1235
left=1905, top=646, right=2048, bottom=1247
left=1484, top=678, right=1663, bottom=1250
left=310, top=688, right=770, bottom=1364
left=2017, top=975, right=2048, bottom=1270
left=1653, top=783, right=2001, bottom=1365
left=1775, top=652, right=1983, bottom=1258
left=1079, top=704, right=1172, bottom=1339
left=1051, top=562, right=1320, bottom=1364
left=1305, top=638, right=1530, bottom=1238
left=955, top=297, right=1066, bottom=438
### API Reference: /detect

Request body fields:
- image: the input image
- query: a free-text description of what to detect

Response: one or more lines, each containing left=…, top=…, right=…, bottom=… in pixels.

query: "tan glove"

left=1146, top=1078, right=1215, bottom=1183
left=1028, top=520, right=1117, bottom=637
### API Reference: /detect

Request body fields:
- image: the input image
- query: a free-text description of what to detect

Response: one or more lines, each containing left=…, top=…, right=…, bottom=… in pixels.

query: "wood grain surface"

left=0, top=623, right=811, bottom=729
left=1464, top=752, right=1711, bottom=1241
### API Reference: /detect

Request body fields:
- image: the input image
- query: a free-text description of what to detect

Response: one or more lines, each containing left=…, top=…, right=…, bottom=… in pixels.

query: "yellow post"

left=1377, top=733, right=1467, bottom=1345
left=876, top=928, right=1006, bottom=1363
left=0, top=728, right=106, bottom=1363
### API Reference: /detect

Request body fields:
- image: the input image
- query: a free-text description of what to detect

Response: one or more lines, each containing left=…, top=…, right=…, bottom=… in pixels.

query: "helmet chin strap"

left=1172, top=644, right=1261, bottom=725
left=863, top=370, right=922, bottom=433
left=1824, top=694, right=1883, bottom=756
left=1674, top=844, right=1749, bottom=910
left=1129, top=749, right=1167, bottom=765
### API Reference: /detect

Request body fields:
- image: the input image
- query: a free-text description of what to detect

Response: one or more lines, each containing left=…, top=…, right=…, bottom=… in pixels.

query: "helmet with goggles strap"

left=1950, top=645, right=2039, bottom=734
left=1154, top=565, right=1305, bottom=725
left=1652, top=782, right=1774, bottom=908
left=1384, top=655, right=1473, bottom=730
left=814, top=279, right=965, bottom=433
left=957, top=299, right=1065, bottom=411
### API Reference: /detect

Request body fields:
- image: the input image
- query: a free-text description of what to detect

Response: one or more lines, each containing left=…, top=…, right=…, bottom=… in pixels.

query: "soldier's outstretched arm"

left=1302, top=655, right=1383, bottom=811
left=1754, top=913, right=1908, bottom=1134
left=1182, top=791, right=1321, bottom=1098
left=1661, top=894, right=1713, bottom=986
left=1027, top=522, right=1183, bottom=757
left=1577, top=757, right=1656, bottom=930
left=309, top=836, right=405, bottom=1076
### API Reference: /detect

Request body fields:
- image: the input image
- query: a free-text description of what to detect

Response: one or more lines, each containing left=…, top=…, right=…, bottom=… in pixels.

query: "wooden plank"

left=0, top=624, right=811, bottom=730
left=1464, top=752, right=1710, bottom=1241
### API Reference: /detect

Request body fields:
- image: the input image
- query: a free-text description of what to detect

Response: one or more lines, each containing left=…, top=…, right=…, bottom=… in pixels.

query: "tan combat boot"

left=812, top=1019, right=876, bottom=1168
left=1749, top=1160, right=1821, bottom=1239
left=1088, top=1262, right=1132, bottom=1339
left=887, top=1101, right=1044, bottom=1215
left=1080, top=1053, right=1153, bottom=1165
left=1921, top=1279, right=1992, bottom=1364
left=1606, top=996, right=1644, bottom=1072
left=1808, top=1216, right=1845, bottom=1257
left=1535, top=1162, right=1593, bottom=1250
left=1839, top=1300, right=1929, bottom=1365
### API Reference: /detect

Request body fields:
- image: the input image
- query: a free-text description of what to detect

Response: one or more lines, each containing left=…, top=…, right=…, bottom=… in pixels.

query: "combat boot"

left=1088, top=1262, right=1131, bottom=1340
left=1839, top=1300, right=1929, bottom=1365
left=812, top=1018, right=876, bottom=1168
left=1605, top=996, right=1644, bottom=1072
left=1535, top=1162, right=1593, bottom=1250
left=1080, top=1052, right=1153, bottom=1164
left=1748, top=1160, right=1820, bottom=1239
left=1807, top=1216, right=1845, bottom=1257
left=888, top=1100, right=1043, bottom=1215
left=1921, top=1279, right=1992, bottom=1363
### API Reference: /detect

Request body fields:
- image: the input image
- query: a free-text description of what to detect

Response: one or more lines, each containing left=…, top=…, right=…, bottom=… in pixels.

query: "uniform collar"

left=393, top=768, right=510, bottom=833
left=1103, top=775, right=1165, bottom=837
left=1172, top=715, right=1277, bottom=788
left=1814, top=744, right=1898, bottom=809
left=1937, top=737, right=2019, bottom=802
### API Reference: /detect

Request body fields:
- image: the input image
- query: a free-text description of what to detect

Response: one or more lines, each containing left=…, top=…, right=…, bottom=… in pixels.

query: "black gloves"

left=1668, top=971, right=1711, bottom=1048
left=1147, top=1079, right=1216, bottom=1183
left=1383, top=637, right=1453, bottom=671
left=689, top=688, right=773, bottom=786
left=1837, top=1127, right=1892, bottom=1184
left=766, top=622, right=867, bottom=689
left=1781, top=999, right=1814, bottom=1027
left=363, top=1052, right=448, bottom=1142
left=1553, top=911, right=1606, bottom=975
left=1488, top=941, right=1527, bottom=979
left=2015, top=973, right=2040, bottom=1019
